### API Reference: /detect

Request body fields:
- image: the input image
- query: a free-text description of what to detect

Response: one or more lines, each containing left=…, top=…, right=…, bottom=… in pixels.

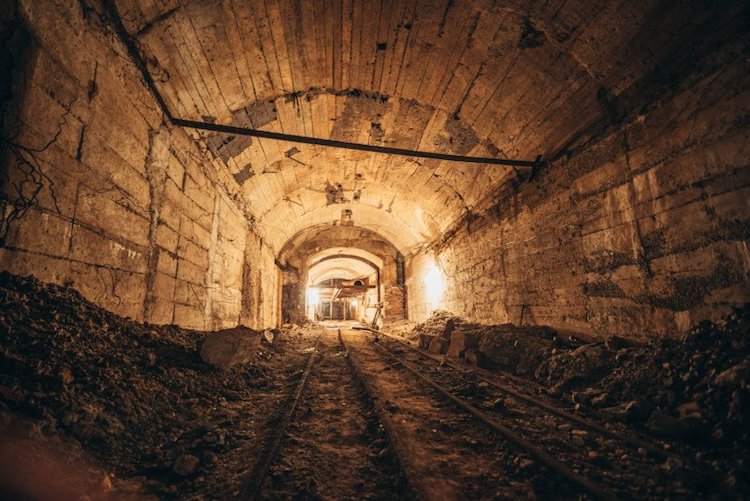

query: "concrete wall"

left=407, top=40, right=750, bottom=340
left=240, top=231, right=280, bottom=329
left=0, top=1, right=278, bottom=330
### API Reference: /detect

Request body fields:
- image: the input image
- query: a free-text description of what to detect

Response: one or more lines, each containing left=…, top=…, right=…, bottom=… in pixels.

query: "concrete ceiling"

left=114, top=0, right=731, bottom=253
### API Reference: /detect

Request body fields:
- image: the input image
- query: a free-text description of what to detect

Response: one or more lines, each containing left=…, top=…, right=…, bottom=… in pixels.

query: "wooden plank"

left=381, top=0, right=418, bottom=96
left=252, top=0, right=286, bottom=94
left=349, top=0, right=363, bottom=90
left=341, top=0, right=353, bottom=89
left=178, top=4, right=233, bottom=120
left=370, top=0, right=391, bottom=91
left=358, top=0, right=382, bottom=90
left=188, top=2, right=246, bottom=112
left=424, top=3, right=479, bottom=109
left=331, top=0, right=343, bottom=89
left=222, top=0, right=258, bottom=103
left=398, top=0, right=446, bottom=100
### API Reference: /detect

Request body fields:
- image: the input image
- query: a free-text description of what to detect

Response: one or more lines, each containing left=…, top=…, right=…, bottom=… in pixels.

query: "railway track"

left=361, top=330, right=708, bottom=499
left=340, top=328, right=591, bottom=500
left=221, top=326, right=710, bottom=500
left=377, top=330, right=675, bottom=460
left=239, top=330, right=411, bottom=500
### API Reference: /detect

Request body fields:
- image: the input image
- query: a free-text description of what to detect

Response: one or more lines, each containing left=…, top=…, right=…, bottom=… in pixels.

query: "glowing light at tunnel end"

left=306, top=287, right=320, bottom=306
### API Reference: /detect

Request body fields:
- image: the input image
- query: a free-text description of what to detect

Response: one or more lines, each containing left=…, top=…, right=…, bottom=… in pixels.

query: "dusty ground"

left=257, top=330, right=410, bottom=500
left=1, top=271, right=748, bottom=499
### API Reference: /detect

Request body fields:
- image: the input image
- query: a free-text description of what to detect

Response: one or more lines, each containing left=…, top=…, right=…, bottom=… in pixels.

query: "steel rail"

left=337, top=329, right=419, bottom=499
left=377, top=331, right=675, bottom=461
left=240, top=336, right=321, bottom=500
left=366, top=336, right=619, bottom=501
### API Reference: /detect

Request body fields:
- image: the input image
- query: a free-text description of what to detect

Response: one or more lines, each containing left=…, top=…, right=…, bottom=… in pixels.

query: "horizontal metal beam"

left=173, top=117, right=540, bottom=168
left=105, top=1, right=543, bottom=169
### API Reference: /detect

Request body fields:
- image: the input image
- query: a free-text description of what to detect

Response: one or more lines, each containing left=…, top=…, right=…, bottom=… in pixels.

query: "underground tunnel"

left=0, top=0, right=749, bottom=498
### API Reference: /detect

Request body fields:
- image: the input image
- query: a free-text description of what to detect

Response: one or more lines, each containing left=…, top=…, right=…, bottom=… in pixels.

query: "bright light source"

left=424, top=262, right=445, bottom=308
left=306, top=287, right=320, bottom=306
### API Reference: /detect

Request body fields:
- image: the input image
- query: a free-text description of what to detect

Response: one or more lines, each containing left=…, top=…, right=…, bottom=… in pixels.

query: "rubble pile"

left=545, top=308, right=750, bottom=448
left=0, top=272, right=282, bottom=497
left=410, top=310, right=560, bottom=375
left=407, top=307, right=750, bottom=451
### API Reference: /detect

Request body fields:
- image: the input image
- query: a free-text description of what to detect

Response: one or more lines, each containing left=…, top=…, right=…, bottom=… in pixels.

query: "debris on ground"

left=199, top=326, right=263, bottom=368
left=0, top=271, right=306, bottom=498
left=403, top=307, right=750, bottom=458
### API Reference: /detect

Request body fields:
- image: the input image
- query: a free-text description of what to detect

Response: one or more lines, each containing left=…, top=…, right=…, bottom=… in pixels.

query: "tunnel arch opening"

left=277, top=226, right=407, bottom=326
left=306, top=254, right=380, bottom=324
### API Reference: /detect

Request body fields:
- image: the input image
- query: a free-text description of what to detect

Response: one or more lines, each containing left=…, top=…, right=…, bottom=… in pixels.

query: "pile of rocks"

left=411, top=311, right=560, bottom=375
left=549, top=308, right=750, bottom=449
left=406, top=306, right=750, bottom=454
left=0, top=272, right=279, bottom=497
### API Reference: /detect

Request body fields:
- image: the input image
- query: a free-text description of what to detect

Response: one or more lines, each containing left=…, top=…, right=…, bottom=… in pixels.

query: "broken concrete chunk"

left=263, top=329, right=274, bottom=344
left=646, top=410, right=694, bottom=439
left=173, top=453, right=200, bottom=476
left=199, top=326, right=262, bottom=369
left=713, top=360, right=750, bottom=386
left=447, top=327, right=479, bottom=358
left=427, top=336, right=449, bottom=355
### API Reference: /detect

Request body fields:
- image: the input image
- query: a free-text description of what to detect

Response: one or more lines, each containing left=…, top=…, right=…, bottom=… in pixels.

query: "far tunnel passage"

left=278, top=226, right=408, bottom=326
left=307, top=254, right=381, bottom=324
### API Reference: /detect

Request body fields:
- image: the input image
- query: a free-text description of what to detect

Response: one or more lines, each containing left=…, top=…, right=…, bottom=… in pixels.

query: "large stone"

left=199, top=326, right=262, bottom=369
left=447, top=328, right=479, bottom=358
left=173, top=453, right=200, bottom=476
left=427, top=336, right=450, bottom=355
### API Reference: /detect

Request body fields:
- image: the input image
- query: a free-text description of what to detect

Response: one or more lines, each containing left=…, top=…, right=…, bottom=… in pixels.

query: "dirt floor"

left=256, top=331, right=410, bottom=500
left=1, top=271, right=748, bottom=499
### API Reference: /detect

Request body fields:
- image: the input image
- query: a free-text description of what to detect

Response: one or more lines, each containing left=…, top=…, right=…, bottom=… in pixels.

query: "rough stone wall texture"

left=407, top=39, right=750, bottom=340
left=0, top=1, right=274, bottom=330
left=384, top=285, right=406, bottom=320
left=239, top=231, right=279, bottom=329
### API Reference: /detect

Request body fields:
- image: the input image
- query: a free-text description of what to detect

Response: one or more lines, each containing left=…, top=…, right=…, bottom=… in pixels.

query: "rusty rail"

left=366, top=337, right=618, bottom=501
left=240, top=336, right=321, bottom=500
left=378, top=331, right=674, bottom=461
left=337, top=329, right=419, bottom=499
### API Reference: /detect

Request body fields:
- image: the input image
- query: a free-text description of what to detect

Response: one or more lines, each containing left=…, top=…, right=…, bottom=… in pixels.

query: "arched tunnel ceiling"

left=115, top=0, right=729, bottom=253
left=308, top=248, right=384, bottom=271
left=309, top=257, right=377, bottom=284
left=279, top=225, right=401, bottom=265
